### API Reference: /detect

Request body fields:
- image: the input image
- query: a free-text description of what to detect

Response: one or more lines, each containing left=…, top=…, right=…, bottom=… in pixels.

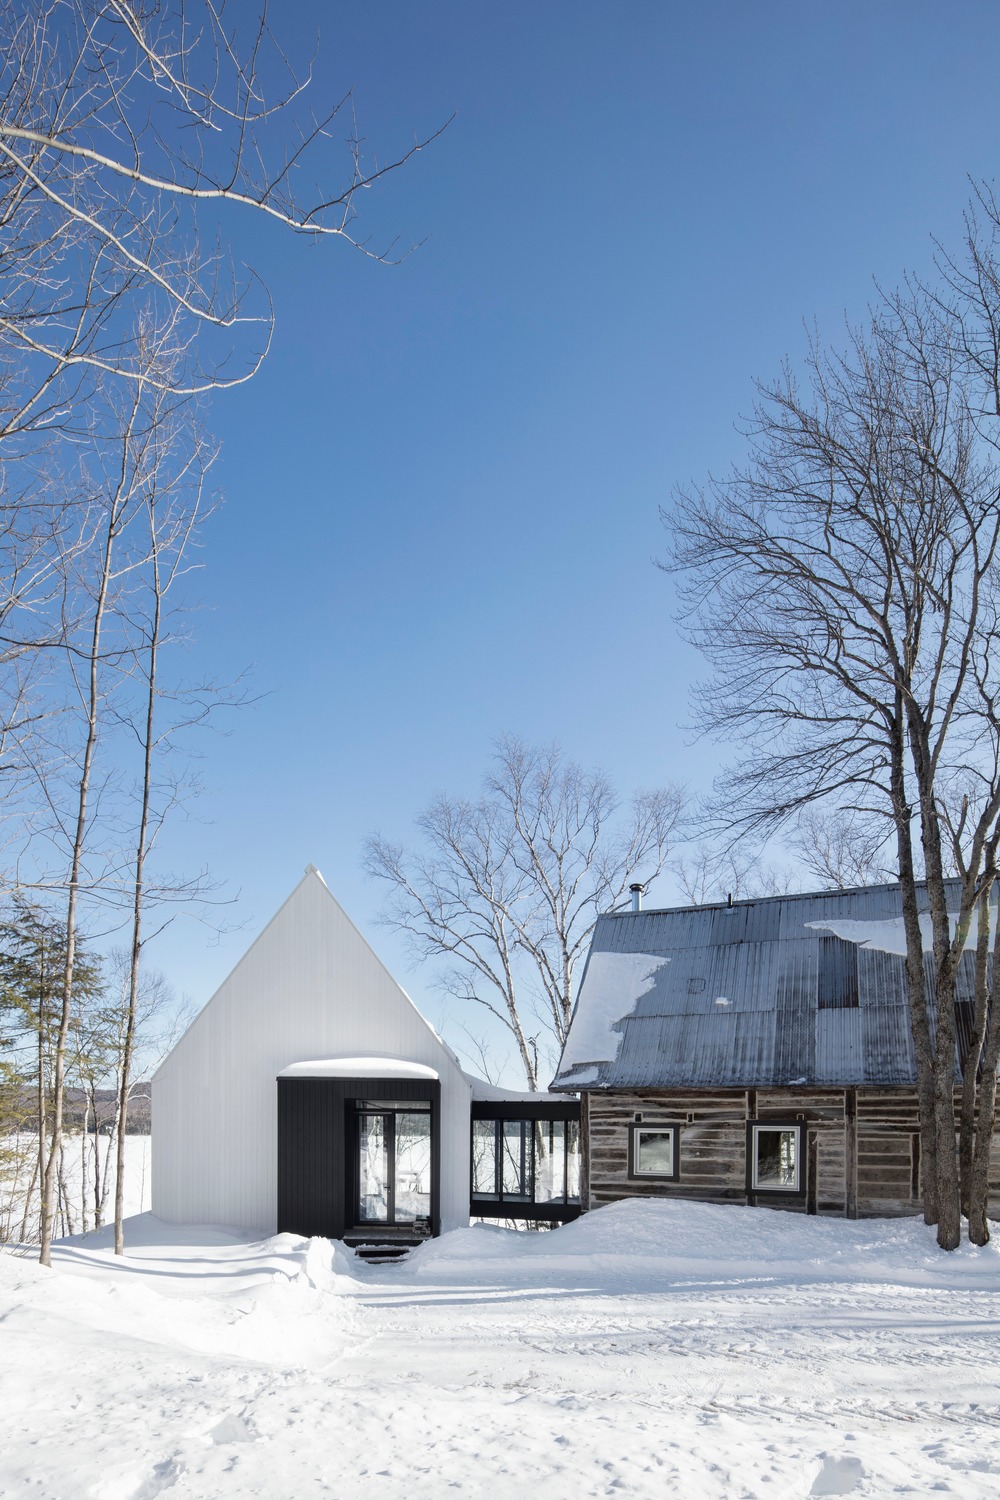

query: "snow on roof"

left=550, top=883, right=994, bottom=1092
left=277, top=1056, right=440, bottom=1081
left=806, top=906, right=996, bottom=955
left=555, top=952, right=670, bottom=1077
left=463, top=1072, right=569, bottom=1104
left=551, top=1064, right=599, bottom=1088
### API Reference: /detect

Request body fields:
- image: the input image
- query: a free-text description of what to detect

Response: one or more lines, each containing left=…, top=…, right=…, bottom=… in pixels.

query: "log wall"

left=586, top=1086, right=1000, bottom=1219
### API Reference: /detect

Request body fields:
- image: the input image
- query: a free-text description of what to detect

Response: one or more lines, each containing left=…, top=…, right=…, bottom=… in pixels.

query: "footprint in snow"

left=809, top=1454, right=866, bottom=1496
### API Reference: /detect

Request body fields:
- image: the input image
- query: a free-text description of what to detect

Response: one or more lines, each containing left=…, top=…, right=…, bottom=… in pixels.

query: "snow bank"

left=4, top=1217, right=364, bottom=1371
left=410, top=1197, right=1000, bottom=1292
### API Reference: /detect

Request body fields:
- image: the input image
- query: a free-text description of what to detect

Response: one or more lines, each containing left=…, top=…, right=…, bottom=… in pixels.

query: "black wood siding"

left=277, top=1076, right=441, bottom=1239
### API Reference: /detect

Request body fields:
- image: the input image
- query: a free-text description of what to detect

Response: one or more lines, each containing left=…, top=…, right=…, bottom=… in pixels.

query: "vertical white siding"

left=152, top=871, right=472, bottom=1233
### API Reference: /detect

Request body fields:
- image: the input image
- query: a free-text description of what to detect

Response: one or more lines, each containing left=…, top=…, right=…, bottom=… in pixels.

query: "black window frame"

left=470, top=1100, right=581, bottom=1222
left=355, top=1100, right=433, bottom=1230
left=627, top=1122, right=680, bottom=1182
left=745, top=1120, right=806, bottom=1197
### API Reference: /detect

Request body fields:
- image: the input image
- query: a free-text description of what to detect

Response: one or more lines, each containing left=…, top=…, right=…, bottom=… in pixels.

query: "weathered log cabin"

left=549, top=884, right=1000, bottom=1219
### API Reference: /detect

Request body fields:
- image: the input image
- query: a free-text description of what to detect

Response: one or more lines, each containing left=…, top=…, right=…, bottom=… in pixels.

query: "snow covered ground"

left=2, top=1200, right=1000, bottom=1498
left=0, top=1133, right=151, bottom=1241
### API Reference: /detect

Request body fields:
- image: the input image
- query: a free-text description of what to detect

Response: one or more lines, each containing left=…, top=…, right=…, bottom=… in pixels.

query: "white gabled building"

left=152, top=866, right=473, bottom=1237
left=152, top=866, right=581, bottom=1242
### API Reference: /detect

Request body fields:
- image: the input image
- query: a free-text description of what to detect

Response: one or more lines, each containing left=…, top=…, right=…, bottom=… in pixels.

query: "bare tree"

left=111, top=366, right=217, bottom=1256
left=0, top=0, right=442, bottom=866
left=0, top=0, right=445, bottom=436
left=792, top=809, right=896, bottom=891
left=675, top=843, right=792, bottom=905
left=365, top=736, right=683, bottom=1089
left=20, top=331, right=191, bottom=1262
left=665, top=200, right=1000, bottom=1248
left=33, top=372, right=150, bottom=1265
left=0, top=0, right=442, bottom=1255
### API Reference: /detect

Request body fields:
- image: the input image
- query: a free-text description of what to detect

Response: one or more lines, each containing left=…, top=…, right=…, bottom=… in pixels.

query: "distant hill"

left=13, top=1083, right=151, bottom=1135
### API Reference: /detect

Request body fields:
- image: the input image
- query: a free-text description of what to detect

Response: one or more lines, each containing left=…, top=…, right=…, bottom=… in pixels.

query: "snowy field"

left=0, top=1133, right=151, bottom=1241
left=2, top=1200, right=1000, bottom=1499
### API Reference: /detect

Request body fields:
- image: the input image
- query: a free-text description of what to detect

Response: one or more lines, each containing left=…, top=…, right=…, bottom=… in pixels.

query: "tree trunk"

left=891, top=717, right=939, bottom=1223
left=18, top=1150, right=39, bottom=1244
left=89, top=1080, right=103, bottom=1229
left=79, top=1105, right=89, bottom=1235
left=959, top=889, right=991, bottom=1215
left=39, top=413, right=133, bottom=1265
left=35, top=977, right=47, bottom=1242
left=968, top=911, right=1000, bottom=1244
left=115, top=532, right=162, bottom=1254
left=967, top=1055, right=1000, bottom=1245
left=904, top=705, right=963, bottom=1249
left=57, top=1141, right=72, bottom=1238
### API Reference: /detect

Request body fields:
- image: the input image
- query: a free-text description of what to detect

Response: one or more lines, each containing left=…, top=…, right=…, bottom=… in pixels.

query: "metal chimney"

left=629, top=883, right=643, bottom=913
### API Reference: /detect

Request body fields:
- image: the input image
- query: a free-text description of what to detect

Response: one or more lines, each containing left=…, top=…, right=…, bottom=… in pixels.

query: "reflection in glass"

left=534, top=1120, right=566, bottom=1202
left=358, top=1113, right=389, bottom=1222
left=754, top=1127, right=799, bottom=1189
left=566, top=1119, right=581, bottom=1204
left=472, top=1116, right=581, bottom=1206
left=472, top=1118, right=498, bottom=1197
left=501, top=1120, right=530, bottom=1199
left=634, top=1128, right=674, bottom=1176
left=394, top=1111, right=431, bottom=1221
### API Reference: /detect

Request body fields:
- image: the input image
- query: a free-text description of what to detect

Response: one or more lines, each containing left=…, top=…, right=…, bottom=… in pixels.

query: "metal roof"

left=550, top=881, right=979, bottom=1091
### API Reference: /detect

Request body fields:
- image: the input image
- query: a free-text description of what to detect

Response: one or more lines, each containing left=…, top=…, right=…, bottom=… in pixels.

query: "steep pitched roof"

left=551, top=881, right=978, bottom=1091
left=152, top=864, right=465, bottom=1086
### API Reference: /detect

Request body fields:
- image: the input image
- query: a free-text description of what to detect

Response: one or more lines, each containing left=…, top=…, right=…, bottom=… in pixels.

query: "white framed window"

left=748, top=1122, right=804, bottom=1194
left=628, top=1123, right=679, bottom=1181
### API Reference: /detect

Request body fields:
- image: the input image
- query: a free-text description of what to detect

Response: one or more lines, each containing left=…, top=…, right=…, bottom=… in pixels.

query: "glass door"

left=356, top=1104, right=432, bottom=1226
left=357, top=1111, right=390, bottom=1223
left=393, top=1111, right=431, bottom=1222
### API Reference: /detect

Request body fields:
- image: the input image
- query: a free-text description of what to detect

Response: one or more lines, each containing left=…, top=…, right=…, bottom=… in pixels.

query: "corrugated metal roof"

left=551, top=881, right=975, bottom=1091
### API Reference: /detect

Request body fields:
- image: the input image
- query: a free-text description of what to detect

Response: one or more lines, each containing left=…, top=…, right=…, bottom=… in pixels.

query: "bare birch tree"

left=675, top=844, right=791, bottom=905
left=31, top=373, right=152, bottom=1264
left=0, top=0, right=443, bottom=437
left=365, top=736, right=683, bottom=1089
left=665, top=199, right=1000, bottom=1248
left=0, top=0, right=441, bottom=855
left=111, top=368, right=216, bottom=1256
left=791, top=810, right=896, bottom=891
left=0, top=2, right=442, bottom=1256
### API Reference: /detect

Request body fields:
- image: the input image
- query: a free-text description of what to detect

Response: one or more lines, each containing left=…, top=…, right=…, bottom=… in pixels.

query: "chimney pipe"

left=629, top=883, right=643, bottom=913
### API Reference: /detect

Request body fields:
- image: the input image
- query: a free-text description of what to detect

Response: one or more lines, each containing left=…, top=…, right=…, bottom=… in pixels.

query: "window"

left=747, top=1122, right=804, bottom=1194
left=356, top=1103, right=432, bottom=1226
left=472, top=1115, right=581, bottom=1211
left=628, top=1124, right=679, bottom=1181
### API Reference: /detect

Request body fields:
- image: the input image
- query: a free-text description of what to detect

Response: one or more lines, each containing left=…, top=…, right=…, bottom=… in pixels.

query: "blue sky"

left=149, top=2, right=1000, bottom=1074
